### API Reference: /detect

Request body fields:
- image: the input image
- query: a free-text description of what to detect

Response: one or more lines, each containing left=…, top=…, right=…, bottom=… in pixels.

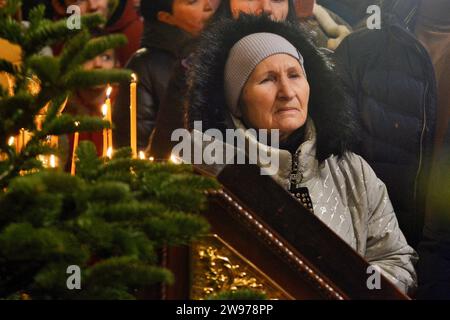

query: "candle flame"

left=149, top=156, right=154, bottom=162
left=106, top=147, right=113, bottom=159
left=74, top=121, right=80, bottom=127
left=106, top=85, right=112, bottom=98
left=58, top=96, right=69, bottom=114
left=7, top=136, right=14, bottom=146
left=170, top=154, right=182, bottom=165
left=138, top=151, right=145, bottom=160
left=102, top=104, right=108, bottom=117
left=131, top=73, right=137, bottom=82
left=50, top=155, right=57, bottom=168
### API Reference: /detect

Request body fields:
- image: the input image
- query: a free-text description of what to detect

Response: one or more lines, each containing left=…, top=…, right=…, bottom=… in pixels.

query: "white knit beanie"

left=224, top=32, right=305, bottom=116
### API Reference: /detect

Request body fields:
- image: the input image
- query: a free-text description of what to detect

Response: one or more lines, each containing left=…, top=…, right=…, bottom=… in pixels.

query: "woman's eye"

left=101, top=54, right=112, bottom=62
left=260, top=76, right=275, bottom=84
left=289, top=73, right=300, bottom=79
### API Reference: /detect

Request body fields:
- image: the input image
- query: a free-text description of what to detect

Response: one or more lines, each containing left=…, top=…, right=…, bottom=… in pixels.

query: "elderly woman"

left=185, top=15, right=418, bottom=294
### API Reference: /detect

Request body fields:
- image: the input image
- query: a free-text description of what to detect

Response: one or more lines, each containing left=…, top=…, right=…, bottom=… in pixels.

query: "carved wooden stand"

left=163, top=163, right=409, bottom=300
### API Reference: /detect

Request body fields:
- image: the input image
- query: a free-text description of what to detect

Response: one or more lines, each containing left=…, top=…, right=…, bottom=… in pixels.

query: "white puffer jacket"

left=232, top=117, right=419, bottom=294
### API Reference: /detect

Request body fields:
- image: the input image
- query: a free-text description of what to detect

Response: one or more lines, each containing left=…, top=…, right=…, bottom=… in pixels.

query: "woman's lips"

left=275, top=107, right=300, bottom=115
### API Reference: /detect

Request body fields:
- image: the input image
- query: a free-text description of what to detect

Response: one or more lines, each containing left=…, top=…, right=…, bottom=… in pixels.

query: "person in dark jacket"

left=416, top=124, right=450, bottom=299
left=294, top=0, right=351, bottom=50
left=417, top=44, right=450, bottom=299
left=112, top=0, right=215, bottom=151
left=413, top=0, right=450, bottom=300
left=417, top=121, right=450, bottom=299
left=334, top=0, right=437, bottom=249
left=148, top=0, right=299, bottom=159
left=105, top=0, right=144, bottom=67
left=317, top=0, right=382, bottom=28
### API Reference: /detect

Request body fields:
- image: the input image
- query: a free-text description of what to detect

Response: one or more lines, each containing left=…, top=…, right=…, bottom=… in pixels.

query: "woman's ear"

left=157, top=11, right=175, bottom=26
left=234, top=98, right=244, bottom=118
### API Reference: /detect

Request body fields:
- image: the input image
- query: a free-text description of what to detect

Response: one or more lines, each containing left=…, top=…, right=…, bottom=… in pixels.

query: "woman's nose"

left=87, top=0, right=99, bottom=11
left=278, top=78, right=295, bottom=100
left=208, top=0, right=221, bottom=10
left=204, top=0, right=213, bottom=12
left=92, top=56, right=103, bottom=69
left=261, top=0, right=273, bottom=16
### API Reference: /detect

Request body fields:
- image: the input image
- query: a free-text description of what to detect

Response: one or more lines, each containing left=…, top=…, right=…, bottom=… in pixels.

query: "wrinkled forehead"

left=253, top=53, right=304, bottom=72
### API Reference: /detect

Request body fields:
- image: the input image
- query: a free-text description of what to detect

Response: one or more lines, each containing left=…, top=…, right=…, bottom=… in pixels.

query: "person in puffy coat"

left=184, top=15, right=418, bottom=294
left=333, top=0, right=437, bottom=249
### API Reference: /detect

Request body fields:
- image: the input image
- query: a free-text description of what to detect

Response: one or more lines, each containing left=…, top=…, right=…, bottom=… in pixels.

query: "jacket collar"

left=140, top=20, right=193, bottom=58
left=231, top=116, right=319, bottom=186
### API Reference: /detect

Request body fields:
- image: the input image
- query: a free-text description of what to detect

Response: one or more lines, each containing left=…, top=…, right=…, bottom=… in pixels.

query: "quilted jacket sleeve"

left=360, top=156, right=418, bottom=295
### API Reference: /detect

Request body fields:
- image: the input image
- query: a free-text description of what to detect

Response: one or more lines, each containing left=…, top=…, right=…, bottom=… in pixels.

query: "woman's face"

left=240, top=54, right=309, bottom=141
left=230, top=0, right=289, bottom=21
left=79, top=49, right=117, bottom=107
left=159, top=0, right=215, bottom=36
left=82, top=49, right=116, bottom=71
left=69, top=0, right=109, bottom=18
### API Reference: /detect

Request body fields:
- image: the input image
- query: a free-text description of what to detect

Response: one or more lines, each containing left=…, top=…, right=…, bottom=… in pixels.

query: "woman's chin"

left=276, top=118, right=306, bottom=133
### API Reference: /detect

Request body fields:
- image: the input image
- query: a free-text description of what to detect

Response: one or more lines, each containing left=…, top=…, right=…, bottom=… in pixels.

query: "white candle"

left=102, top=103, right=108, bottom=157
left=106, top=85, right=113, bottom=150
left=71, top=121, right=80, bottom=175
left=130, top=74, right=137, bottom=158
left=49, top=154, right=57, bottom=168
left=71, top=132, right=79, bottom=175
left=106, top=146, right=113, bottom=159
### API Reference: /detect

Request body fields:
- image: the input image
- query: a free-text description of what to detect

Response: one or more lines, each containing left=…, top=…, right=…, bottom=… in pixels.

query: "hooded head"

left=186, top=14, right=356, bottom=161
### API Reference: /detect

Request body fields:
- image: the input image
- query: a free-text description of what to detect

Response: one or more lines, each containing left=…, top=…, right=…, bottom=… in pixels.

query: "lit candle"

left=7, top=136, right=15, bottom=147
left=71, top=122, right=80, bottom=175
left=170, top=154, right=182, bottom=165
left=130, top=74, right=137, bottom=158
left=15, top=128, right=24, bottom=153
left=102, top=103, right=108, bottom=157
left=49, top=154, right=57, bottom=168
left=138, top=150, right=145, bottom=160
left=50, top=135, right=58, bottom=148
left=106, top=146, right=113, bottom=159
left=6, top=74, right=14, bottom=96
left=106, top=85, right=113, bottom=150
left=19, top=129, right=33, bottom=151
left=58, top=96, right=69, bottom=115
left=39, top=154, right=58, bottom=168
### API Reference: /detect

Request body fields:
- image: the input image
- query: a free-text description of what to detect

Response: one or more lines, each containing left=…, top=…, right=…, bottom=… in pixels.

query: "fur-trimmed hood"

left=186, top=15, right=356, bottom=162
